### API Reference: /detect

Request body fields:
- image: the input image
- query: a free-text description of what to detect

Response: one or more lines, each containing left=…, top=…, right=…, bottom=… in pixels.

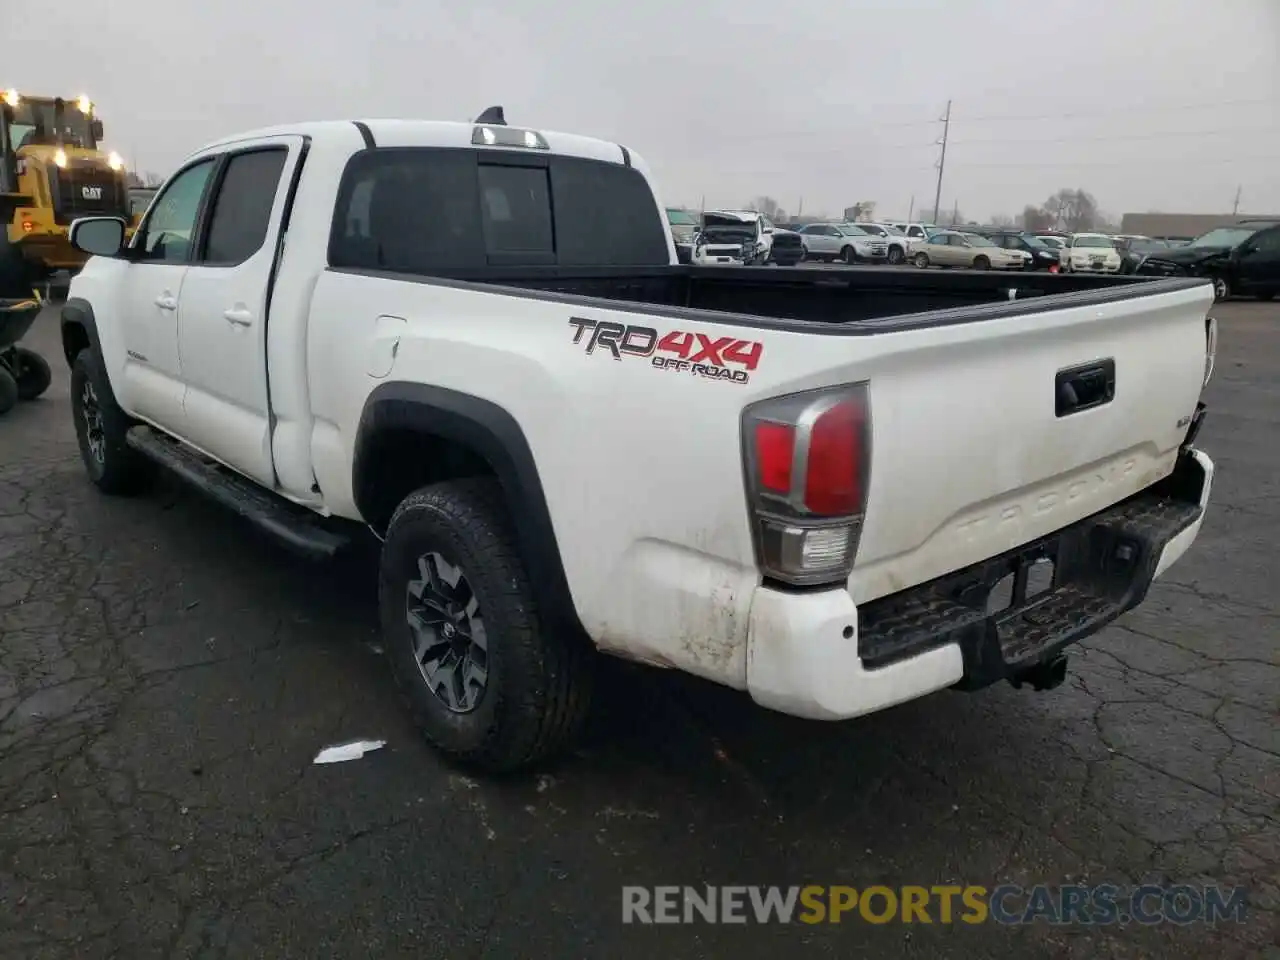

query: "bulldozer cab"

left=1, top=90, right=127, bottom=292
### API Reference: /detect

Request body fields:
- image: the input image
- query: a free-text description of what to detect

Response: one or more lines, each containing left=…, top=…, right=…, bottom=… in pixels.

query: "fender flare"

left=59, top=297, right=102, bottom=367
left=353, top=381, right=586, bottom=639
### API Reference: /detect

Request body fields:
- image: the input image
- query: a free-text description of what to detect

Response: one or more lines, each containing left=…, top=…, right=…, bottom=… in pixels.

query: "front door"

left=176, top=139, right=300, bottom=487
left=116, top=157, right=218, bottom=430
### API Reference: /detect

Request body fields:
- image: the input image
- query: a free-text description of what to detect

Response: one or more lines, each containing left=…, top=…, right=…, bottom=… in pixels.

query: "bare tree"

left=748, top=196, right=785, bottom=221
left=1022, top=205, right=1054, bottom=231
left=989, top=213, right=1016, bottom=228
left=1043, top=189, right=1100, bottom=232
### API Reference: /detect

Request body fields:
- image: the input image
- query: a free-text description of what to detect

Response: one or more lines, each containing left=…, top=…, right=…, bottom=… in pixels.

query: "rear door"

left=175, top=137, right=302, bottom=486
left=1236, top=227, right=1280, bottom=295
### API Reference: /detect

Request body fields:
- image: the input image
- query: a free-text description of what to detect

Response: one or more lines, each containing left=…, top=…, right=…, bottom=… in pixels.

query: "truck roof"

left=195, top=119, right=641, bottom=171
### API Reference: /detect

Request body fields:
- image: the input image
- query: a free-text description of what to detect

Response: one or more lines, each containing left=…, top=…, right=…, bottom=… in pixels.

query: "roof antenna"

left=475, top=105, right=506, bottom=126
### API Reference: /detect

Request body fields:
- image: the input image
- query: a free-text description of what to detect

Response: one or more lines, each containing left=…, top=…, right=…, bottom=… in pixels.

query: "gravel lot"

left=1, top=297, right=1277, bottom=959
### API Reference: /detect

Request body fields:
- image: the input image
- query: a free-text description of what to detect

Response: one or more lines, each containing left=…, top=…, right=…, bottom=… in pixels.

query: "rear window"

left=328, top=147, right=671, bottom=271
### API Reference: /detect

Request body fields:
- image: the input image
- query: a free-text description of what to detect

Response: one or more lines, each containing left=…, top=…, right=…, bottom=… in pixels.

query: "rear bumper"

left=745, top=447, right=1214, bottom=720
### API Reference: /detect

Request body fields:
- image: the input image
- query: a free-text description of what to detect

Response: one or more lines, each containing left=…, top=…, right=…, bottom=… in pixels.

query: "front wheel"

left=913, top=252, right=930, bottom=268
left=70, top=349, right=156, bottom=495
left=840, top=246, right=857, bottom=264
left=8, top=347, right=52, bottom=401
left=1212, top=276, right=1231, bottom=301
left=887, top=245, right=905, bottom=265
left=379, top=478, right=594, bottom=772
left=972, top=255, right=991, bottom=271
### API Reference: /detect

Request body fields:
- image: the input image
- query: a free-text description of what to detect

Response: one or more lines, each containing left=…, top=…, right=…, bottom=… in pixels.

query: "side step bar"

left=126, top=426, right=351, bottom=560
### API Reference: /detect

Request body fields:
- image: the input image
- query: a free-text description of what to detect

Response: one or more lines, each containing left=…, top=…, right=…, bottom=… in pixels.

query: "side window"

left=135, top=159, right=217, bottom=264
left=1250, top=228, right=1280, bottom=253
left=201, top=149, right=289, bottom=266
left=908, top=226, right=924, bottom=239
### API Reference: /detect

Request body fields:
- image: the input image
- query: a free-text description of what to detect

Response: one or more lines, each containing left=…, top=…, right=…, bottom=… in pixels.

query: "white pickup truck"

left=60, top=111, right=1217, bottom=772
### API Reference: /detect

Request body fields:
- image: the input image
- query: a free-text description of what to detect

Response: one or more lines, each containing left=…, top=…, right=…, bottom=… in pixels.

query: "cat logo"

left=81, top=185, right=103, bottom=200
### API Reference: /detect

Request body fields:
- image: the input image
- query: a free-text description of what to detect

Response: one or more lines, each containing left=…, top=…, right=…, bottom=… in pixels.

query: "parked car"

left=984, top=231, right=1063, bottom=271
left=1036, top=235, right=1066, bottom=252
left=853, top=222, right=911, bottom=264
left=697, top=209, right=780, bottom=265
left=911, top=230, right=1031, bottom=270
left=1135, top=219, right=1280, bottom=301
left=61, top=112, right=1216, bottom=772
left=797, top=222, right=888, bottom=263
left=1114, top=237, right=1171, bottom=275
left=888, top=221, right=939, bottom=244
left=693, top=211, right=758, bottom=265
left=765, top=227, right=806, bottom=266
left=1059, top=234, right=1123, bottom=273
left=667, top=207, right=698, bottom=264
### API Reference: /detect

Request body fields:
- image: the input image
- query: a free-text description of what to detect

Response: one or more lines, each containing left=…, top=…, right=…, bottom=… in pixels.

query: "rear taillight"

left=742, top=384, right=871, bottom=587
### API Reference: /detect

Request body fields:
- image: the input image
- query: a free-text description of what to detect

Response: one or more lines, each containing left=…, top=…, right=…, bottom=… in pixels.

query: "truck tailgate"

left=842, top=283, right=1212, bottom=604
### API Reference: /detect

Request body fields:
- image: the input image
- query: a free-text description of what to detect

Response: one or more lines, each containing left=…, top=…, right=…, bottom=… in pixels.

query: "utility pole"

left=1232, top=185, right=1242, bottom=216
left=932, top=99, right=952, bottom=224
left=908, top=194, right=915, bottom=222
left=952, top=199, right=959, bottom=225
left=797, top=196, right=804, bottom=218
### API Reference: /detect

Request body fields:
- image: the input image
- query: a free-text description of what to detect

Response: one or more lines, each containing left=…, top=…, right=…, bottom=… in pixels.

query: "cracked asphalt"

left=1, top=300, right=1277, bottom=959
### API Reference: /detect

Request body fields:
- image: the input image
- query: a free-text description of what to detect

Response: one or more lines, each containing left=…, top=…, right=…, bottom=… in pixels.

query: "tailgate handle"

left=1056, top=359, right=1115, bottom=417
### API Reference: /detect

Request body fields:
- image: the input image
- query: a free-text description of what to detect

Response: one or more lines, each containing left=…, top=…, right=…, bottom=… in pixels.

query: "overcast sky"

left=8, top=0, right=1278, bottom=221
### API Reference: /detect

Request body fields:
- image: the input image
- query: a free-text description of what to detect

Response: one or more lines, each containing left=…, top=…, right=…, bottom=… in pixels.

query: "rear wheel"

left=379, top=478, right=594, bottom=772
left=913, top=252, right=930, bottom=268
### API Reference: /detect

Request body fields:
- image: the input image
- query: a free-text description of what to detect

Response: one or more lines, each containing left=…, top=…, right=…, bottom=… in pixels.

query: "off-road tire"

left=10, top=347, right=52, bottom=401
left=69, top=349, right=156, bottom=495
left=379, top=478, right=594, bottom=772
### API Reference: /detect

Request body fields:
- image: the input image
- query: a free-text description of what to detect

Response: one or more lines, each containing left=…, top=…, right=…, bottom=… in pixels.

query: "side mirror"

left=70, top=216, right=127, bottom=257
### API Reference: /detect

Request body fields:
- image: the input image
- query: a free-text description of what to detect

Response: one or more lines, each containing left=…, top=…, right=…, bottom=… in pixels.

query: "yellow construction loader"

left=0, top=89, right=133, bottom=296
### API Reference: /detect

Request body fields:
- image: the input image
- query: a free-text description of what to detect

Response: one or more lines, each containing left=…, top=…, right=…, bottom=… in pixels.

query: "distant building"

left=1119, top=212, right=1280, bottom=239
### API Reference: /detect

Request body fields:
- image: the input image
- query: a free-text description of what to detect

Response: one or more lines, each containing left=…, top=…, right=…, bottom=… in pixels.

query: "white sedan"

left=1060, top=234, right=1123, bottom=273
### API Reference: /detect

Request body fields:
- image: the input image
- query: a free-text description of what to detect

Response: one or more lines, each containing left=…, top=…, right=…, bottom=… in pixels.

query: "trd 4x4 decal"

left=568, top=318, right=763, bottom=384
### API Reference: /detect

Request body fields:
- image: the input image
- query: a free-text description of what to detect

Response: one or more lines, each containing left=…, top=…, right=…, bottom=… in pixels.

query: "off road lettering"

left=569, top=319, right=764, bottom=383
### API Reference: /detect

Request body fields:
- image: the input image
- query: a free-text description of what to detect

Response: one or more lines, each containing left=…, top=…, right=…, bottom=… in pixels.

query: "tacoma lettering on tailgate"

left=568, top=318, right=763, bottom=384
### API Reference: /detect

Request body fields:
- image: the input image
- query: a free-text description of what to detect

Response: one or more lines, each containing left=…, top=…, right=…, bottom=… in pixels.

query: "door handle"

left=223, top=307, right=253, bottom=327
left=154, top=294, right=178, bottom=311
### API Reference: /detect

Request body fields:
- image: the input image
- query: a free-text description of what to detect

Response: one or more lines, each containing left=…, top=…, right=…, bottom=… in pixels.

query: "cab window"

left=134, top=159, right=217, bottom=264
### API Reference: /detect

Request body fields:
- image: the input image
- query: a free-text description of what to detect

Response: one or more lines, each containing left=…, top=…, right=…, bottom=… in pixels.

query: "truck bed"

left=351, top=264, right=1207, bottom=331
